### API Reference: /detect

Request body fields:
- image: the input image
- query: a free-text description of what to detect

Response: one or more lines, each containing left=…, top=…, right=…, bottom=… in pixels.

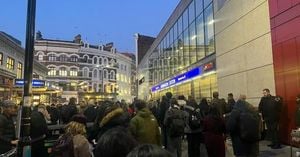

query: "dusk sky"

left=0, top=0, right=180, bottom=52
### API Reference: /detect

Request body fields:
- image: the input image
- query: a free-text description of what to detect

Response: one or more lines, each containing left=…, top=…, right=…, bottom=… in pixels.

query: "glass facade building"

left=139, top=0, right=217, bottom=101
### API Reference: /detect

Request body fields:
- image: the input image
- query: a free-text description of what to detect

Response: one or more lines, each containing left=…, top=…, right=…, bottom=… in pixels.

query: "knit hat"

left=71, top=114, right=87, bottom=126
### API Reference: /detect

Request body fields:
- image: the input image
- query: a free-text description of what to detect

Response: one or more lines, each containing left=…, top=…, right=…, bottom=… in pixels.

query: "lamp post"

left=17, top=0, right=37, bottom=156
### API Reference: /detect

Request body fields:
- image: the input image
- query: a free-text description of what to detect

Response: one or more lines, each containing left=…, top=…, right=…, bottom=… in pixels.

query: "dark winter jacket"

left=258, top=95, right=281, bottom=122
left=0, top=114, right=16, bottom=154
left=48, top=106, right=60, bottom=125
left=61, top=104, right=78, bottom=124
left=203, top=115, right=226, bottom=157
left=30, top=110, right=48, bottom=157
left=227, top=100, right=259, bottom=156
left=159, top=99, right=170, bottom=125
left=89, top=107, right=130, bottom=141
left=84, top=105, right=97, bottom=123
left=129, top=108, right=161, bottom=145
left=211, top=98, right=227, bottom=116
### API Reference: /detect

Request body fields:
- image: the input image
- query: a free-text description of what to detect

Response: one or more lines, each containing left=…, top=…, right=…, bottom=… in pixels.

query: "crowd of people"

left=0, top=88, right=299, bottom=157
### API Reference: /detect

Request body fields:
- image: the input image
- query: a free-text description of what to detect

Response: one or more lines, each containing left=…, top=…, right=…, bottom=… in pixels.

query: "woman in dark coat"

left=203, top=107, right=226, bottom=157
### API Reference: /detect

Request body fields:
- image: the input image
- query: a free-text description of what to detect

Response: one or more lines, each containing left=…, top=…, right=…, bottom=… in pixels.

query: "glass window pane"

left=183, top=29, right=190, bottom=67
left=196, top=13, right=205, bottom=60
left=188, top=1, right=195, bottom=24
left=189, top=21, right=197, bottom=64
left=178, top=16, right=183, bottom=36
left=204, top=4, right=215, bottom=56
left=178, top=34, right=184, bottom=67
left=183, top=9, right=189, bottom=31
left=195, top=0, right=203, bottom=17
left=204, top=0, right=212, bottom=9
left=174, top=21, right=178, bottom=39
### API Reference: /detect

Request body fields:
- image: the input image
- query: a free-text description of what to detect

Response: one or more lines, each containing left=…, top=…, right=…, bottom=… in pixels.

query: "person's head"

left=95, top=127, right=137, bottom=157
left=65, top=114, right=87, bottom=136
left=135, top=100, right=147, bottom=111
left=127, top=144, right=172, bottom=157
left=165, top=92, right=173, bottom=99
left=228, top=93, right=233, bottom=99
left=213, top=92, right=219, bottom=99
left=200, top=98, right=208, bottom=105
left=170, top=98, right=179, bottom=108
left=69, top=97, right=77, bottom=105
left=2, top=100, right=17, bottom=117
left=262, top=88, right=270, bottom=97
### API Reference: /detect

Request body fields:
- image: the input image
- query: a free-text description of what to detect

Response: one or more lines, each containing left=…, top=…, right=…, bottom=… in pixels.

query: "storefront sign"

left=14, top=79, right=45, bottom=87
left=151, top=67, right=202, bottom=92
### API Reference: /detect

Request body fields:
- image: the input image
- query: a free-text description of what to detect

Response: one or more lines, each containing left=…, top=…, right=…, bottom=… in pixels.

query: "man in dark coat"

left=211, top=92, right=227, bottom=117
left=159, top=92, right=172, bottom=148
left=258, top=88, right=282, bottom=149
left=0, top=100, right=18, bottom=154
left=227, top=96, right=259, bottom=157
left=61, top=98, right=78, bottom=124
left=226, top=93, right=235, bottom=113
left=31, top=105, right=48, bottom=157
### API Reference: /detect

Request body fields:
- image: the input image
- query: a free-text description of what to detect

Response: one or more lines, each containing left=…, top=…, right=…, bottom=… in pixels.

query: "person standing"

left=258, top=88, right=282, bottom=149
left=226, top=93, right=236, bottom=113
left=211, top=92, right=227, bottom=117
left=129, top=100, right=161, bottom=145
left=0, top=100, right=18, bottom=154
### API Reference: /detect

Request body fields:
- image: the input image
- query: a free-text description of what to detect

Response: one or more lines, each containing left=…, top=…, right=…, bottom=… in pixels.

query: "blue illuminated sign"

left=151, top=67, right=202, bottom=92
left=15, top=79, right=45, bottom=87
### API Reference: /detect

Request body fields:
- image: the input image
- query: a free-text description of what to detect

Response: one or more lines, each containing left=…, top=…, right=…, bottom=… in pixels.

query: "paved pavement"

left=182, top=140, right=297, bottom=157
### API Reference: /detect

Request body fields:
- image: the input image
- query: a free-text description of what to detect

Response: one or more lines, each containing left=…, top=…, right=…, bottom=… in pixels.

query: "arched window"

left=48, top=66, right=56, bottom=76
left=60, top=55, right=68, bottom=62
left=110, top=71, right=115, bottom=80
left=93, top=69, right=98, bottom=78
left=49, top=54, right=56, bottom=61
left=93, top=57, right=98, bottom=64
left=70, top=56, right=78, bottom=62
left=99, top=70, right=102, bottom=79
left=103, top=70, right=108, bottom=79
left=103, top=58, right=108, bottom=65
left=83, top=68, right=89, bottom=77
left=38, top=54, right=43, bottom=61
left=84, top=56, right=88, bottom=62
left=59, top=67, right=67, bottom=76
left=70, top=68, right=78, bottom=76
left=99, top=58, right=102, bottom=65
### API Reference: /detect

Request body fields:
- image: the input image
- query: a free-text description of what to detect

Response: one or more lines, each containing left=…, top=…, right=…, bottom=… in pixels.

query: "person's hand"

left=11, top=140, right=18, bottom=145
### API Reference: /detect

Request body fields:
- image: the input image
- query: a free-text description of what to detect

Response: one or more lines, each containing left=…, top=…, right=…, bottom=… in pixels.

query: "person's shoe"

left=267, top=144, right=275, bottom=147
left=271, top=145, right=282, bottom=149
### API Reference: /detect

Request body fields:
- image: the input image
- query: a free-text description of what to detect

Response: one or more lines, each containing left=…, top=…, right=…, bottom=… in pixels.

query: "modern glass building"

left=138, top=0, right=217, bottom=101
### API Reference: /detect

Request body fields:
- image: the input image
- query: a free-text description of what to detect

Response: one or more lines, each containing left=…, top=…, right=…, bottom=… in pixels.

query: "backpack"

left=189, top=107, right=203, bottom=130
left=51, top=133, right=74, bottom=157
left=168, top=109, right=185, bottom=137
left=239, top=109, right=261, bottom=143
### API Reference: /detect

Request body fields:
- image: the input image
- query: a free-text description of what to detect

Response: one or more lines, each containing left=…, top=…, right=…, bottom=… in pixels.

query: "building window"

left=124, top=65, right=127, bottom=71
left=204, top=4, right=215, bottom=55
left=70, top=68, right=78, bottom=76
left=59, top=67, right=67, bottom=76
left=60, top=55, right=68, bottom=62
left=38, top=54, right=43, bottom=61
left=84, top=56, right=88, bottom=62
left=110, top=71, right=115, bottom=80
left=83, top=68, right=89, bottom=77
left=103, top=58, right=107, bottom=65
left=99, top=70, right=102, bottom=79
left=94, top=57, right=98, bottom=64
left=99, top=58, right=102, bottom=65
left=103, top=70, right=107, bottom=79
left=17, top=62, right=22, bottom=79
left=93, top=69, right=98, bottom=78
left=48, top=67, right=56, bottom=76
left=70, top=56, right=78, bottom=62
left=49, top=54, right=56, bottom=61
left=0, top=52, right=3, bottom=65
left=6, top=57, right=14, bottom=70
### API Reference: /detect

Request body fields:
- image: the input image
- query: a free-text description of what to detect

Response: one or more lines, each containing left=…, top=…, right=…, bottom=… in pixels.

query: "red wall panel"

left=269, top=0, right=300, bottom=144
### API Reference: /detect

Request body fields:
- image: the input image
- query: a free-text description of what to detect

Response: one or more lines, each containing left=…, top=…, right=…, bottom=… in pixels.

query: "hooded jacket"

left=129, top=108, right=161, bottom=145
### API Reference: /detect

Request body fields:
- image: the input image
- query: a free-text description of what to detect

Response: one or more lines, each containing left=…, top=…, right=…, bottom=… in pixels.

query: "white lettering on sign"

left=169, top=79, right=176, bottom=85
left=160, top=82, right=169, bottom=88
left=177, top=75, right=186, bottom=81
